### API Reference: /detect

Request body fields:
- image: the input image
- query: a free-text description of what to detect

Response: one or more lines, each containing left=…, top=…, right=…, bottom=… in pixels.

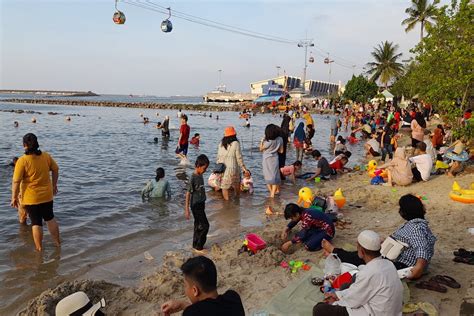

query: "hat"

left=224, top=126, right=236, bottom=137
left=56, top=291, right=105, bottom=316
left=357, top=230, right=381, bottom=251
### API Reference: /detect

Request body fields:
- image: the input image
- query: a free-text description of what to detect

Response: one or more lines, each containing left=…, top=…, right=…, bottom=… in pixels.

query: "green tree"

left=402, top=0, right=440, bottom=42
left=343, top=75, right=379, bottom=103
left=400, top=0, right=473, bottom=138
left=366, top=41, right=404, bottom=89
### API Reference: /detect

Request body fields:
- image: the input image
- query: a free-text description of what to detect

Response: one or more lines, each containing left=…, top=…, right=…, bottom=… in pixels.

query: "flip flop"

left=431, top=275, right=461, bottom=289
left=418, top=302, right=438, bottom=316
left=453, top=256, right=474, bottom=265
left=415, top=280, right=447, bottom=293
left=453, top=248, right=474, bottom=258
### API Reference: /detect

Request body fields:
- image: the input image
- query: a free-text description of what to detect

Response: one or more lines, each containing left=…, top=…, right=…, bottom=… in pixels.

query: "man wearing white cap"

left=313, top=230, right=403, bottom=316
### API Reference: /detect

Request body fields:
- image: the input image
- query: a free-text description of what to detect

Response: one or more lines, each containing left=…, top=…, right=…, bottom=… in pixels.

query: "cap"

left=56, top=291, right=106, bottom=316
left=224, top=126, right=236, bottom=137
left=357, top=230, right=381, bottom=251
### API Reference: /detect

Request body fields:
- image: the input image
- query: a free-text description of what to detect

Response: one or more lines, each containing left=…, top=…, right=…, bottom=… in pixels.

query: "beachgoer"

left=14, top=121, right=19, bottom=127
left=176, top=115, right=190, bottom=159
left=293, top=122, right=305, bottom=162
left=380, top=125, right=394, bottom=162
left=314, top=230, right=403, bottom=316
left=334, top=136, right=350, bottom=157
left=322, top=194, right=436, bottom=280
left=177, top=109, right=183, bottom=118
left=190, top=133, right=200, bottom=146
left=161, top=256, right=245, bottom=316
left=410, top=112, right=426, bottom=154
left=307, top=150, right=332, bottom=181
left=280, top=160, right=302, bottom=184
left=378, top=147, right=413, bottom=187
left=409, top=142, right=432, bottom=182
left=216, top=126, right=248, bottom=201
left=260, top=124, right=284, bottom=198
left=329, top=156, right=350, bottom=174
left=446, top=140, right=468, bottom=177
left=161, top=116, right=170, bottom=138
left=244, top=119, right=250, bottom=128
left=281, top=203, right=335, bottom=252
left=184, top=154, right=210, bottom=252
left=240, top=170, right=254, bottom=194
left=303, top=111, right=314, bottom=127
left=330, top=111, right=341, bottom=143
left=141, top=167, right=171, bottom=199
left=431, top=125, right=445, bottom=150
left=364, top=133, right=381, bottom=157
left=10, top=133, right=60, bottom=251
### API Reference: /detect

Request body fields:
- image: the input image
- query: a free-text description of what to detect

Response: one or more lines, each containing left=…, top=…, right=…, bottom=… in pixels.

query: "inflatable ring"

left=445, top=149, right=470, bottom=162
left=449, top=181, right=474, bottom=204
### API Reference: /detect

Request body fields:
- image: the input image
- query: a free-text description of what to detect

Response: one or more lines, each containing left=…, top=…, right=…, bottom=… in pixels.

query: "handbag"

left=381, top=236, right=409, bottom=261
left=213, top=163, right=226, bottom=174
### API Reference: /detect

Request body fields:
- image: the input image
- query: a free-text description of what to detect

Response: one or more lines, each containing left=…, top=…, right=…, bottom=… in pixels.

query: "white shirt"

left=335, top=257, right=403, bottom=316
left=409, top=153, right=433, bottom=181
left=367, top=139, right=380, bottom=153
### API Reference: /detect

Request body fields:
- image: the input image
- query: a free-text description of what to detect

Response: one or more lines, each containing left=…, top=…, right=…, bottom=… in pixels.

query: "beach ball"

left=298, top=187, right=313, bottom=204
left=333, top=188, right=346, bottom=209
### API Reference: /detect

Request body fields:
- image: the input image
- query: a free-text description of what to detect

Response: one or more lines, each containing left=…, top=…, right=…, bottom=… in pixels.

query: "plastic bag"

left=324, top=254, right=341, bottom=276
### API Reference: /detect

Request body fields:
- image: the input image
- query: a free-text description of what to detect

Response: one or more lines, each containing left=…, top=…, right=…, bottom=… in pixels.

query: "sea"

left=0, top=94, right=365, bottom=314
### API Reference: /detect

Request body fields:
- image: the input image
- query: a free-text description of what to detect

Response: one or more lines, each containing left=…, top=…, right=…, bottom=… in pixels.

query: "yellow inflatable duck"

left=333, top=188, right=346, bottom=208
left=367, top=160, right=388, bottom=179
left=298, top=187, right=314, bottom=208
left=449, top=181, right=474, bottom=204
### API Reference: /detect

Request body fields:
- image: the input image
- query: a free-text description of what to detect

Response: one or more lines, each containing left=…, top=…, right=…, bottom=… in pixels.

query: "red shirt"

left=330, top=160, right=344, bottom=170
left=179, top=124, right=190, bottom=145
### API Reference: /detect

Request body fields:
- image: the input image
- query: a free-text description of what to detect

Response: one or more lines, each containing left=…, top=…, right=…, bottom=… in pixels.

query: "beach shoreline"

left=20, top=168, right=474, bottom=315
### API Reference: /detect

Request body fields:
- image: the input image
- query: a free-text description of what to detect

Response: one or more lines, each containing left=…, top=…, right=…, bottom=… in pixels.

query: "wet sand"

left=22, top=167, right=474, bottom=315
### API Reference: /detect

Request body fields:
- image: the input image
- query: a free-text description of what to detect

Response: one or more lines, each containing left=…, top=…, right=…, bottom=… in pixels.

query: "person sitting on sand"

left=313, top=230, right=403, bottom=316
left=364, top=133, right=381, bottom=157
left=321, top=194, right=436, bottom=280
left=141, top=167, right=171, bottom=199
left=161, top=256, right=245, bottom=316
left=445, top=139, right=469, bottom=177
left=409, top=142, right=433, bottom=182
left=329, top=156, right=350, bottom=174
left=280, top=160, right=302, bottom=184
left=377, top=147, right=413, bottom=187
left=306, top=150, right=332, bottom=182
left=281, top=203, right=335, bottom=253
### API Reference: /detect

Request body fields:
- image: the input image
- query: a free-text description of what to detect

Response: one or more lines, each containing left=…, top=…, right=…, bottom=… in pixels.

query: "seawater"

left=0, top=100, right=364, bottom=314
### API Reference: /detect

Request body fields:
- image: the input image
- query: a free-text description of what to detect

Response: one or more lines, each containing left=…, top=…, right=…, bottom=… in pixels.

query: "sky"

left=0, top=0, right=448, bottom=96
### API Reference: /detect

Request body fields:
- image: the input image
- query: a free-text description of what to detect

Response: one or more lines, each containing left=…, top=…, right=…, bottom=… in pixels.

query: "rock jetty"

left=3, top=98, right=249, bottom=112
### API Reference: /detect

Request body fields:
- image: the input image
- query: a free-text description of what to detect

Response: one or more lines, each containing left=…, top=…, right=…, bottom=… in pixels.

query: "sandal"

left=453, top=248, right=474, bottom=258
left=415, top=280, right=447, bottom=293
left=453, top=256, right=474, bottom=265
left=431, top=275, right=461, bottom=289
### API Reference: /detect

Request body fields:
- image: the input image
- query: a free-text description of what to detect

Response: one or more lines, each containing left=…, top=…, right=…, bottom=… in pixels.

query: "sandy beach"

left=21, top=165, right=474, bottom=315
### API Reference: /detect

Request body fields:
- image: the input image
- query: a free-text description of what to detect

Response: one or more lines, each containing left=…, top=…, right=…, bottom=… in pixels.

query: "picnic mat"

left=262, top=266, right=325, bottom=316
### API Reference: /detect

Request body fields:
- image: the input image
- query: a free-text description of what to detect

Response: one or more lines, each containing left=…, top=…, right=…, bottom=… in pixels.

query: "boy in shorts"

left=176, top=114, right=190, bottom=159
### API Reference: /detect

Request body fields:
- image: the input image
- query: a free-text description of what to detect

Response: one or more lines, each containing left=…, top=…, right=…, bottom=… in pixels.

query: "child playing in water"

left=240, top=170, right=254, bottom=194
left=280, top=160, right=302, bottom=184
left=141, top=167, right=171, bottom=199
left=208, top=172, right=222, bottom=191
left=190, top=133, right=200, bottom=146
left=330, top=156, right=351, bottom=174
left=185, top=155, right=210, bottom=253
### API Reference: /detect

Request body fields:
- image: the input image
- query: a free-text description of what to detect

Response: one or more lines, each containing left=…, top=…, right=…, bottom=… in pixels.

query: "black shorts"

left=24, top=201, right=54, bottom=226
left=411, top=138, right=421, bottom=148
left=176, top=143, right=189, bottom=155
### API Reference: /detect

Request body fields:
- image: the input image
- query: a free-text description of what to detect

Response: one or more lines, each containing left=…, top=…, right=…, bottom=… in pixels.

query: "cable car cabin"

left=309, top=57, right=314, bottom=63
left=161, top=20, right=173, bottom=33
left=113, top=11, right=126, bottom=24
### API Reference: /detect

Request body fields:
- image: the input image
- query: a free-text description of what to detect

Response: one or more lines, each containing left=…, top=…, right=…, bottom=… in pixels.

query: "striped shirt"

left=391, top=218, right=436, bottom=267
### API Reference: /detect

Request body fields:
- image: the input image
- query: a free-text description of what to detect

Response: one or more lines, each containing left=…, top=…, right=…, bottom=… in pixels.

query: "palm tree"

left=366, top=41, right=404, bottom=89
left=402, top=0, right=439, bottom=41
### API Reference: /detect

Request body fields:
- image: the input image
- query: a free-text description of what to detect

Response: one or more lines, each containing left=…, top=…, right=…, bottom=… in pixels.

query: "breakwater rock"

left=3, top=98, right=248, bottom=112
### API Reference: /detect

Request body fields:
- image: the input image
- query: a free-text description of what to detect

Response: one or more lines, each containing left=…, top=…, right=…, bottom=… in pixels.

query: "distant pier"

left=0, top=90, right=98, bottom=97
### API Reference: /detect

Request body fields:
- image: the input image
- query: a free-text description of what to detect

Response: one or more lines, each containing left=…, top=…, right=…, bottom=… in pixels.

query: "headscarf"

left=294, top=122, right=305, bottom=142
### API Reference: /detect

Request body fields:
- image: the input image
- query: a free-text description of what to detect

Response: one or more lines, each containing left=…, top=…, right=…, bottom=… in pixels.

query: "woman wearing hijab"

left=279, top=114, right=291, bottom=170
left=293, top=122, right=305, bottom=162
left=217, top=126, right=248, bottom=201
left=378, top=147, right=413, bottom=186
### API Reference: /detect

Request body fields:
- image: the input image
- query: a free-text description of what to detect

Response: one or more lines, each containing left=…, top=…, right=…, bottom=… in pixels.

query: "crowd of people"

left=8, top=98, right=471, bottom=315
